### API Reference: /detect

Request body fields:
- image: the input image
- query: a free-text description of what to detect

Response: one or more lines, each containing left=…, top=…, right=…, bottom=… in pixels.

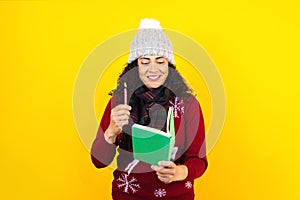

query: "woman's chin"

left=145, top=82, right=163, bottom=89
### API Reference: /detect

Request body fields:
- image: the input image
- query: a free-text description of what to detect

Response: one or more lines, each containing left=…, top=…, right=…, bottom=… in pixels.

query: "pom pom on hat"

left=138, top=18, right=162, bottom=29
left=128, top=18, right=174, bottom=64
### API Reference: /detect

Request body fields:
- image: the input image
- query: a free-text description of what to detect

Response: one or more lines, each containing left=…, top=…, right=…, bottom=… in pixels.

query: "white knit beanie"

left=128, top=18, right=175, bottom=64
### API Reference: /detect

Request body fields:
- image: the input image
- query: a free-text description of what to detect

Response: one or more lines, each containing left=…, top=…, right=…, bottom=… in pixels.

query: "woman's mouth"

left=147, top=75, right=161, bottom=82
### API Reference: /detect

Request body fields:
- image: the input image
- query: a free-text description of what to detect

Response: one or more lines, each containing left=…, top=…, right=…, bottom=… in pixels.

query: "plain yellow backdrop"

left=1, top=0, right=299, bottom=199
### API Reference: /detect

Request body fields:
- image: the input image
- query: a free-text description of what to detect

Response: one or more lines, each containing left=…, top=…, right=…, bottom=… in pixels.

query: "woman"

left=91, top=18, right=208, bottom=200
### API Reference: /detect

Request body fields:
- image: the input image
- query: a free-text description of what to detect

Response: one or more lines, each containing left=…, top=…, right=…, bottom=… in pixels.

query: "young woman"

left=91, top=18, right=208, bottom=200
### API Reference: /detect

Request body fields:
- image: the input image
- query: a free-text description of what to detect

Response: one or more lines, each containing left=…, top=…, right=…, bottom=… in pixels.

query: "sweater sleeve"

left=182, top=96, right=208, bottom=180
left=91, top=99, right=117, bottom=168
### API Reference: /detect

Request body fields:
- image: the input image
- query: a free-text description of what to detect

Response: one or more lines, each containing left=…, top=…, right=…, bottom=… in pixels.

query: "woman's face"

left=137, top=55, right=169, bottom=89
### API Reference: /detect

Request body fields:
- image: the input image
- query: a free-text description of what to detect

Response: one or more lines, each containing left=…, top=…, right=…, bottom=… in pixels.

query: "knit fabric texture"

left=128, top=19, right=175, bottom=64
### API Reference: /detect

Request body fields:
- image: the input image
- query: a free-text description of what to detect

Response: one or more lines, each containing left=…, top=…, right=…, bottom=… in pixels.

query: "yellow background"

left=1, top=0, right=299, bottom=199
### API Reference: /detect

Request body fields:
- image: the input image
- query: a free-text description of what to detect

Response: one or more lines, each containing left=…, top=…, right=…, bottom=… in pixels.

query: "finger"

left=157, top=173, right=173, bottom=179
left=157, top=175, right=173, bottom=184
left=156, top=169, right=175, bottom=176
left=156, top=165, right=175, bottom=175
left=115, top=118, right=130, bottom=126
left=111, top=112, right=130, bottom=125
left=115, top=122, right=130, bottom=129
left=158, top=161, right=176, bottom=168
left=113, top=104, right=132, bottom=111
left=113, top=114, right=130, bottom=121
left=157, top=175, right=165, bottom=182
left=111, top=109, right=131, bottom=118
left=151, top=165, right=163, bottom=171
left=114, top=104, right=131, bottom=110
left=111, top=105, right=131, bottom=117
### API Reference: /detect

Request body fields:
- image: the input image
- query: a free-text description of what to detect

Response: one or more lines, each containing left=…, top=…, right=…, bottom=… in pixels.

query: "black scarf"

left=119, top=85, right=176, bottom=151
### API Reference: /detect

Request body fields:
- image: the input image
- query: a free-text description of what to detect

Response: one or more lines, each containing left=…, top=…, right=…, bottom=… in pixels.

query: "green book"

left=131, top=107, right=175, bottom=165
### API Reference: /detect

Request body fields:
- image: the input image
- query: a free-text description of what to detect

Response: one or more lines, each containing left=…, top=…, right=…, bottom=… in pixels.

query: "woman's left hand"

left=151, top=161, right=188, bottom=184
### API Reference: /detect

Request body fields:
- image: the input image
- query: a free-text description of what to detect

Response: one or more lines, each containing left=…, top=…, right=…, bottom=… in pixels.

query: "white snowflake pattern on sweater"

left=185, top=181, right=193, bottom=189
left=169, top=97, right=184, bottom=118
left=154, top=188, right=167, bottom=198
left=117, top=173, right=140, bottom=194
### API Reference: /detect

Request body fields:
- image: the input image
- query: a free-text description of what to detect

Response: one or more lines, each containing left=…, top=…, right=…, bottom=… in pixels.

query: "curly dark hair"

left=110, top=59, right=194, bottom=100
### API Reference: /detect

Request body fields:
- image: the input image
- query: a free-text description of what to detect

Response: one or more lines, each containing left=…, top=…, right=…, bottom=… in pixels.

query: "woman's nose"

left=148, top=63, right=158, bottom=72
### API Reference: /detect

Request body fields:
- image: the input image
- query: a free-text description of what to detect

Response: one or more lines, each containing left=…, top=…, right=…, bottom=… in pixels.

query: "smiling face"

left=137, top=55, right=169, bottom=89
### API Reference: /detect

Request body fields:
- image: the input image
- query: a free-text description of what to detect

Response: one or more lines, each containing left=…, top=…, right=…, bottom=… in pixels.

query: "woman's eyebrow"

left=139, top=57, right=165, bottom=61
left=140, top=57, right=150, bottom=60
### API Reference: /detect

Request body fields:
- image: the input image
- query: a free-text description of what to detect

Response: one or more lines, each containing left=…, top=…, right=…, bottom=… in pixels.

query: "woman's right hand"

left=104, top=104, right=131, bottom=144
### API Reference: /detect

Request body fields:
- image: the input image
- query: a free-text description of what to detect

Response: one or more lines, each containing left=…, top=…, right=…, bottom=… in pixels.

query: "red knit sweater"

left=91, top=95, right=208, bottom=200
